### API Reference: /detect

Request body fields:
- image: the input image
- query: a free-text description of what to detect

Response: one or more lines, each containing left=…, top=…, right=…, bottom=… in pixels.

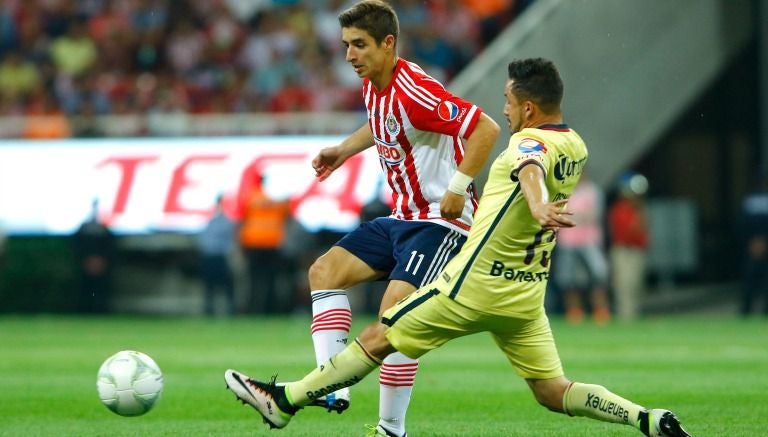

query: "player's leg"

left=376, top=223, right=466, bottom=436
left=225, top=324, right=388, bottom=429
left=495, top=315, right=645, bottom=425
left=224, top=284, right=475, bottom=431
left=376, top=280, right=417, bottom=437
left=308, top=220, right=391, bottom=411
left=290, top=286, right=464, bottom=412
left=528, top=377, right=690, bottom=436
left=309, top=246, right=382, bottom=363
left=493, top=314, right=690, bottom=436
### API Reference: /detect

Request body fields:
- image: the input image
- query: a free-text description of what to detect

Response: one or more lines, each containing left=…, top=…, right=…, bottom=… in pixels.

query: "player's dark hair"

left=338, top=0, right=399, bottom=46
left=507, top=58, right=563, bottom=114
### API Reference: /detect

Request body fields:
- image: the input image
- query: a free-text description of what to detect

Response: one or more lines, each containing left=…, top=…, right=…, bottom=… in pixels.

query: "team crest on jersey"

left=385, top=113, right=401, bottom=136
left=517, top=138, right=547, bottom=153
left=437, top=100, right=459, bottom=121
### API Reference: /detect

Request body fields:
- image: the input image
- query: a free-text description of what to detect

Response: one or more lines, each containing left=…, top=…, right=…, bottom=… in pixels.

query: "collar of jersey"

left=536, top=123, right=569, bottom=131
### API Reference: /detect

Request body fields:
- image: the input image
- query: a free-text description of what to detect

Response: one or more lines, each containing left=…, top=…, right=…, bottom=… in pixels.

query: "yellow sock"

left=563, top=382, right=644, bottom=428
left=286, top=339, right=381, bottom=407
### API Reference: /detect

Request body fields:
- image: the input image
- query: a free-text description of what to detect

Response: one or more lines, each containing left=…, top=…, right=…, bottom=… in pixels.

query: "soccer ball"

left=97, top=350, right=164, bottom=416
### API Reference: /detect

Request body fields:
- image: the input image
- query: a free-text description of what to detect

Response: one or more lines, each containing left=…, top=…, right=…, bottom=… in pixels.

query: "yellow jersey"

left=431, top=124, right=588, bottom=318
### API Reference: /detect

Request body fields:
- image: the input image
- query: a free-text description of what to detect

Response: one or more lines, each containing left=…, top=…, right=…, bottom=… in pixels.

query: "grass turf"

left=0, top=315, right=765, bottom=436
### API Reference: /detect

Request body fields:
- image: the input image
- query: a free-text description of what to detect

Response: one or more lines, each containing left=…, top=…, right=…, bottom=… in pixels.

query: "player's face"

left=503, top=80, right=524, bottom=134
left=342, top=26, right=392, bottom=81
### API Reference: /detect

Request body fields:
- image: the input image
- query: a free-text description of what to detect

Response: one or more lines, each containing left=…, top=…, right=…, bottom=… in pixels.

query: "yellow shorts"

left=382, top=288, right=563, bottom=379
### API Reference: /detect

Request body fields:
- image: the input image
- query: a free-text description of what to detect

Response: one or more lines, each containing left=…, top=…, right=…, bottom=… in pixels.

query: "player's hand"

left=530, top=199, right=575, bottom=230
left=311, top=146, right=346, bottom=181
left=440, top=191, right=465, bottom=219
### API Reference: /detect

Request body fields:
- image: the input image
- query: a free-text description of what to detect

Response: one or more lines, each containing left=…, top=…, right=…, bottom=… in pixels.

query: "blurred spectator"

left=131, top=0, right=170, bottom=36
left=204, top=2, right=247, bottom=65
left=268, top=73, right=312, bottom=112
left=23, top=90, right=71, bottom=138
left=553, top=174, right=611, bottom=325
left=430, top=0, right=481, bottom=76
left=239, top=173, right=291, bottom=314
left=0, top=51, right=41, bottom=101
left=608, top=172, right=649, bottom=321
left=311, top=0, right=351, bottom=54
left=197, top=195, right=237, bottom=316
left=165, top=19, right=206, bottom=75
left=224, top=0, right=272, bottom=22
left=739, top=180, right=768, bottom=316
left=71, top=199, right=117, bottom=314
left=410, top=28, right=453, bottom=82
left=461, top=0, right=514, bottom=46
left=87, top=2, right=132, bottom=43
left=0, top=5, right=19, bottom=54
left=394, top=0, right=428, bottom=36
left=49, top=19, right=97, bottom=78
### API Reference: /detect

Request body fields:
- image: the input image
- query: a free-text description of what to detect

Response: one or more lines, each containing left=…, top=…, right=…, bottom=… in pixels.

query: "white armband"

left=447, top=171, right=473, bottom=195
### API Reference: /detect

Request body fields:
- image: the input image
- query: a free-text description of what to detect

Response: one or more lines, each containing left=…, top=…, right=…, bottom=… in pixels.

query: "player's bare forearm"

left=518, top=164, right=575, bottom=229
left=439, top=114, right=499, bottom=218
left=340, top=123, right=376, bottom=156
left=456, top=113, right=500, bottom=178
left=313, top=124, right=375, bottom=180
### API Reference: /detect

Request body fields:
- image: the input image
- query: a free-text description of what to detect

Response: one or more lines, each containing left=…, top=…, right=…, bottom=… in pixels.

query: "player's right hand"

left=530, top=199, right=575, bottom=230
left=439, top=191, right=465, bottom=219
left=312, top=146, right=346, bottom=181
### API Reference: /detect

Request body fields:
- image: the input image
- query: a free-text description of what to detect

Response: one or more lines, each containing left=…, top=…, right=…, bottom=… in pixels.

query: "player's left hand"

left=440, top=191, right=465, bottom=219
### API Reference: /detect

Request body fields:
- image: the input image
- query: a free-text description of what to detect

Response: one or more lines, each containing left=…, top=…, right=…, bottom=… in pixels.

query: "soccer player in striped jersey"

left=225, top=58, right=692, bottom=437
left=304, top=2, right=498, bottom=435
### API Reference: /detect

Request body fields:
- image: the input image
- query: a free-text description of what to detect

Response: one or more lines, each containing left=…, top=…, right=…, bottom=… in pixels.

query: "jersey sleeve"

left=400, top=74, right=482, bottom=140
left=508, top=134, right=551, bottom=181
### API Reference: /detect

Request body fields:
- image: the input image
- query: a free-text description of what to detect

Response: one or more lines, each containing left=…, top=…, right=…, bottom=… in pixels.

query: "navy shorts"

left=336, top=217, right=466, bottom=288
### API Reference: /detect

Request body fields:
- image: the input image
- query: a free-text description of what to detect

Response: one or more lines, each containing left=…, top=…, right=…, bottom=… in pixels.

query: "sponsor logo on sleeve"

left=517, top=138, right=547, bottom=153
left=437, top=100, right=460, bottom=121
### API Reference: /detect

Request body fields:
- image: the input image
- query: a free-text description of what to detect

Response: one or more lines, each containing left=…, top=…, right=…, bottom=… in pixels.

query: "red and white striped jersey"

left=364, top=58, right=482, bottom=235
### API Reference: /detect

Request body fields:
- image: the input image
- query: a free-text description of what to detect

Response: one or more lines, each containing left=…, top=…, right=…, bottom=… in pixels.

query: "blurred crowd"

left=0, top=0, right=531, bottom=138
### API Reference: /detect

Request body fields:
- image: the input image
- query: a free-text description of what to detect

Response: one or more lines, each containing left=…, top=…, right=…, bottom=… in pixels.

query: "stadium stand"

left=0, top=0, right=531, bottom=138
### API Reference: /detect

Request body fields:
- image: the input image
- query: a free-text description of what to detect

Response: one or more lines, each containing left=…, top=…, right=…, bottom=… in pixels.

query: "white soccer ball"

left=97, top=350, right=164, bottom=417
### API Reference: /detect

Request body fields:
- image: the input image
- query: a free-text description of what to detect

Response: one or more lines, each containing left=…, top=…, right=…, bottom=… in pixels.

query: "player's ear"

left=523, top=100, right=535, bottom=120
left=383, top=34, right=395, bottom=50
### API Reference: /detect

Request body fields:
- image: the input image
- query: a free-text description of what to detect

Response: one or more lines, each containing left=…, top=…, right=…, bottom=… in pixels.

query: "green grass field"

left=1, top=315, right=766, bottom=436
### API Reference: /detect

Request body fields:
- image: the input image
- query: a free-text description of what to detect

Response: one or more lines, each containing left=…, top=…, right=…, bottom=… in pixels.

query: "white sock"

left=310, top=290, right=352, bottom=366
left=378, top=352, right=418, bottom=436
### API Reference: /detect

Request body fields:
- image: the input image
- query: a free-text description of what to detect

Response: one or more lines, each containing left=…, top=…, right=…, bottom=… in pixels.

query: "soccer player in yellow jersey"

left=225, top=58, right=692, bottom=437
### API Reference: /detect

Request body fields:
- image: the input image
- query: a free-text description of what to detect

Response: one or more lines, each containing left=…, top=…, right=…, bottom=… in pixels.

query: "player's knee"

left=528, top=377, right=569, bottom=413
left=358, top=322, right=394, bottom=361
left=307, top=258, right=326, bottom=290
left=308, top=252, right=340, bottom=290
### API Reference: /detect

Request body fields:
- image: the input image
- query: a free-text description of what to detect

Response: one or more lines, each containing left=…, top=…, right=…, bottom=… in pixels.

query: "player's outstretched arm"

left=312, top=124, right=375, bottom=181
left=518, top=163, right=575, bottom=229
left=440, top=113, right=500, bottom=218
